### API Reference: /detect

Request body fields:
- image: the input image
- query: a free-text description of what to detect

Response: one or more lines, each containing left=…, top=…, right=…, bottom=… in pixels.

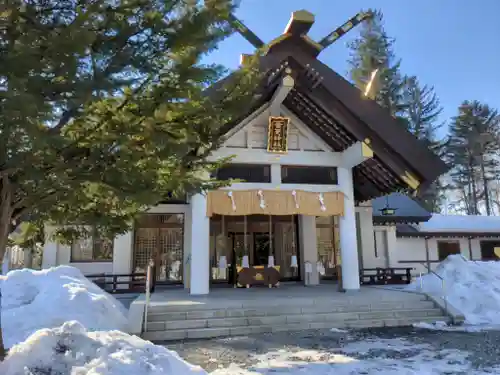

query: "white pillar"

left=112, top=231, right=133, bottom=289
left=299, top=215, right=319, bottom=286
left=385, top=226, right=397, bottom=268
left=113, top=231, right=133, bottom=274
left=183, top=207, right=192, bottom=289
left=189, top=193, right=210, bottom=295
left=338, top=167, right=361, bottom=292
left=270, top=164, right=281, bottom=184
left=42, top=226, right=58, bottom=269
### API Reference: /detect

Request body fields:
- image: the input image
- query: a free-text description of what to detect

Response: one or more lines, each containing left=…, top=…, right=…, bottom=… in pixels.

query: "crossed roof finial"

left=229, top=9, right=373, bottom=57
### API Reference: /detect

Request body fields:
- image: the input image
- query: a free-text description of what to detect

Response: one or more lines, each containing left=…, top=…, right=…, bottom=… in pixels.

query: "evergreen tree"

left=445, top=101, right=500, bottom=215
left=348, top=13, right=447, bottom=212
left=347, top=9, right=406, bottom=118
left=0, top=0, right=259, bottom=358
left=401, top=76, right=446, bottom=212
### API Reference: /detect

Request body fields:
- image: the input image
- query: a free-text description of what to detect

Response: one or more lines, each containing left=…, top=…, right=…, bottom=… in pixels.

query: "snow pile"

left=0, top=321, right=207, bottom=375
left=1, top=265, right=129, bottom=348
left=407, top=254, right=500, bottom=326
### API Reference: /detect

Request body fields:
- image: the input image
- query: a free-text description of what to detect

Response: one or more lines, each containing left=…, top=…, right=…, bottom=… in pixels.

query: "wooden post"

left=424, top=237, right=431, bottom=272
left=336, top=265, right=343, bottom=292
left=468, top=236, right=473, bottom=260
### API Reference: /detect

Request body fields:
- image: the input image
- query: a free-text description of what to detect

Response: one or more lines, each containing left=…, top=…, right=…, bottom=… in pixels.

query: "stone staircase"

left=142, top=289, right=449, bottom=342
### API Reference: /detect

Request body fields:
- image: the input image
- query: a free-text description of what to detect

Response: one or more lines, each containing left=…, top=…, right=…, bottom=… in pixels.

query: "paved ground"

left=166, top=327, right=500, bottom=374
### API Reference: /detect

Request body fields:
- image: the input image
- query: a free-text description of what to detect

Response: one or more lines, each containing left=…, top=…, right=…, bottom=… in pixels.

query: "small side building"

left=370, top=193, right=500, bottom=275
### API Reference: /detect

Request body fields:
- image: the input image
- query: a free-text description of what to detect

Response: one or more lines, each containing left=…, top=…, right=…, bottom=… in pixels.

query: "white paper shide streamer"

left=218, top=256, right=227, bottom=270
left=291, top=190, right=299, bottom=209
left=257, top=190, right=266, bottom=209
left=318, top=193, right=326, bottom=212
left=241, top=255, right=249, bottom=268
left=290, top=255, right=298, bottom=268
left=227, top=191, right=236, bottom=211
left=268, top=255, right=275, bottom=267
left=317, top=261, right=326, bottom=276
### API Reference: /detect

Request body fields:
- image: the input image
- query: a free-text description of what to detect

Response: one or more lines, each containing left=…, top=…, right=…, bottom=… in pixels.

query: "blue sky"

left=204, top=0, right=500, bottom=139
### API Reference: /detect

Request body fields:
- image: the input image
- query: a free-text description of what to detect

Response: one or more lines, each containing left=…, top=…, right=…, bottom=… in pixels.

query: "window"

left=214, top=164, right=271, bottom=183
left=133, top=214, right=185, bottom=283
left=281, top=166, right=338, bottom=185
left=437, top=240, right=460, bottom=261
left=71, top=229, right=113, bottom=262
left=480, top=241, right=500, bottom=261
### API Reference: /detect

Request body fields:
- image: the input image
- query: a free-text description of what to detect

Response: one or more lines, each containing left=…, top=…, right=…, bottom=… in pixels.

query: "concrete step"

left=143, top=315, right=450, bottom=342
left=147, top=300, right=437, bottom=322
left=146, top=295, right=430, bottom=314
left=145, top=308, right=442, bottom=331
left=141, top=291, right=449, bottom=342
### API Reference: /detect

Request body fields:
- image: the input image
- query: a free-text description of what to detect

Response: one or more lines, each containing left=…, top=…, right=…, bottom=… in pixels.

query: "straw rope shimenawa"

left=206, top=190, right=344, bottom=217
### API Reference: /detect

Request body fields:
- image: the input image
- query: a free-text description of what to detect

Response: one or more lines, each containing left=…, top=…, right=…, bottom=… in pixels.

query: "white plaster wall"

left=391, top=237, right=430, bottom=274
left=71, top=262, right=113, bottom=275
left=356, top=205, right=376, bottom=269
left=390, top=235, right=497, bottom=275
left=299, top=215, right=319, bottom=285
left=50, top=242, right=114, bottom=275
left=362, top=225, right=393, bottom=270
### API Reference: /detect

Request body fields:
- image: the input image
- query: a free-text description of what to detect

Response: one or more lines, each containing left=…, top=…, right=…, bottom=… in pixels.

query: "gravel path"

left=165, top=327, right=500, bottom=373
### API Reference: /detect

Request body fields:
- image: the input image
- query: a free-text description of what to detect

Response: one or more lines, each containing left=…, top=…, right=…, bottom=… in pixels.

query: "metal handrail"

left=418, top=262, right=448, bottom=313
left=418, top=261, right=443, bottom=280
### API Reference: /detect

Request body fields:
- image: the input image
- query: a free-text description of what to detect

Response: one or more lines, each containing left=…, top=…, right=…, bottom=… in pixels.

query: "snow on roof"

left=420, top=214, right=500, bottom=233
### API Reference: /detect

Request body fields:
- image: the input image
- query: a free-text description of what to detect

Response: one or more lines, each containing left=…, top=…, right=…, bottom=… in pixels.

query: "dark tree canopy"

left=0, top=0, right=263, bottom=358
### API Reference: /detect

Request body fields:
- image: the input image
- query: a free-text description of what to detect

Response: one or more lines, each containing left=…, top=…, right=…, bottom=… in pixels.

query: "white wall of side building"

left=359, top=224, right=500, bottom=275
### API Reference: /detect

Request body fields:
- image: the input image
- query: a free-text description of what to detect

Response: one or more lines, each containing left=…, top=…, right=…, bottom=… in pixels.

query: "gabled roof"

left=372, top=193, right=432, bottom=224
left=209, top=31, right=448, bottom=202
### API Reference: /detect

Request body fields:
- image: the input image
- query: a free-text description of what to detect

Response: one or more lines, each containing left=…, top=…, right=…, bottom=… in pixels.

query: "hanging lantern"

left=380, top=194, right=397, bottom=216
left=316, top=261, right=325, bottom=275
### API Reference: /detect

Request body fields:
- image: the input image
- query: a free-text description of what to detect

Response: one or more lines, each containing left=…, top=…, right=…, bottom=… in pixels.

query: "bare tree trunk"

left=480, top=154, right=492, bottom=216
left=0, top=176, right=13, bottom=360
left=469, top=161, right=479, bottom=215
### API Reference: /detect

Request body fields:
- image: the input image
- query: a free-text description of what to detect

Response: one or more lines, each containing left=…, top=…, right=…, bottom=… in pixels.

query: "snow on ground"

left=406, top=254, right=500, bottom=330
left=0, top=321, right=207, bottom=375
left=0, top=265, right=129, bottom=348
left=208, top=336, right=500, bottom=375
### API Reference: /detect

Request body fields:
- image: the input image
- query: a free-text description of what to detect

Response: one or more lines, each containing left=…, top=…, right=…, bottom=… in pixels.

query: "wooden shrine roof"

left=208, top=34, right=448, bottom=203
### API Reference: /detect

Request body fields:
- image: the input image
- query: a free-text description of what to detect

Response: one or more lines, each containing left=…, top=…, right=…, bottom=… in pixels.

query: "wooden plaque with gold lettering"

left=267, top=116, right=290, bottom=154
